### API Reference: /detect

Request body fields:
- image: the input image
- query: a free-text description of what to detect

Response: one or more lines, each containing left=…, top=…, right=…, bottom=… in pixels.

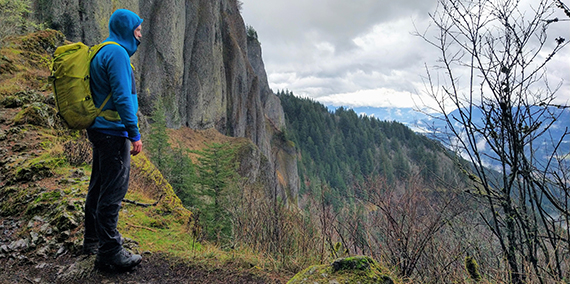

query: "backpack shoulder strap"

left=90, top=41, right=122, bottom=121
left=89, top=41, right=120, bottom=60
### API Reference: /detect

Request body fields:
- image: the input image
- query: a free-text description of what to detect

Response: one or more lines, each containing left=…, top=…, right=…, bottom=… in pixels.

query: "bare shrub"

left=229, top=181, right=322, bottom=272
left=63, top=132, right=91, bottom=166
left=418, top=0, right=570, bottom=282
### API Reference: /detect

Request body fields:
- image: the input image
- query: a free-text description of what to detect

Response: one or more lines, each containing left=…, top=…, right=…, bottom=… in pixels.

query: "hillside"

left=277, top=90, right=470, bottom=196
left=0, top=27, right=482, bottom=284
left=0, top=29, right=290, bottom=283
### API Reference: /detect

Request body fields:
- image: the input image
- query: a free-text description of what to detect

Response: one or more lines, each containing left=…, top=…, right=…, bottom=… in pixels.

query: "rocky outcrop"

left=32, top=0, right=299, bottom=204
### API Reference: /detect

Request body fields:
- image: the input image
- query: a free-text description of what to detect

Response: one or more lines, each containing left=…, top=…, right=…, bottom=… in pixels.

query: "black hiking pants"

left=84, top=130, right=131, bottom=257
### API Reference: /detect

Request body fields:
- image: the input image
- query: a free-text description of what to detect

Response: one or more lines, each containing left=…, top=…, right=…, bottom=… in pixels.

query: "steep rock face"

left=32, top=0, right=298, bottom=204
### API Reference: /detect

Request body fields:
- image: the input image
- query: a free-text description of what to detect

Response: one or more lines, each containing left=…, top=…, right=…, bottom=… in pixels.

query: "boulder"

left=287, top=256, right=394, bottom=284
left=13, top=102, right=56, bottom=127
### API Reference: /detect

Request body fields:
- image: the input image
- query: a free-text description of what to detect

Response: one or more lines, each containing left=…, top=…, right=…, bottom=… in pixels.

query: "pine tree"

left=191, top=142, right=239, bottom=244
left=146, top=96, right=173, bottom=178
left=146, top=97, right=200, bottom=207
left=168, top=145, right=197, bottom=206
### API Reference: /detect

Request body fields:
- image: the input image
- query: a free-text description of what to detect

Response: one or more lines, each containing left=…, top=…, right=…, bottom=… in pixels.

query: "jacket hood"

left=105, top=9, right=143, bottom=57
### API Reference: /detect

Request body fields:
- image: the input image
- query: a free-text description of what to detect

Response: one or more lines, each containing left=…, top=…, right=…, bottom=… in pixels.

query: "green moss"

left=13, top=102, right=56, bottom=127
left=0, top=53, right=17, bottom=74
left=1, top=30, right=64, bottom=96
left=24, top=201, right=50, bottom=217
left=0, top=95, right=24, bottom=107
left=287, top=256, right=395, bottom=284
left=20, top=29, right=65, bottom=54
left=112, top=153, right=199, bottom=257
left=332, top=256, right=375, bottom=271
left=465, top=256, right=482, bottom=282
left=51, top=205, right=82, bottom=230
left=118, top=206, right=202, bottom=256
left=25, top=189, right=63, bottom=217
left=34, top=189, right=63, bottom=203
left=0, top=186, right=44, bottom=217
left=11, top=157, right=64, bottom=184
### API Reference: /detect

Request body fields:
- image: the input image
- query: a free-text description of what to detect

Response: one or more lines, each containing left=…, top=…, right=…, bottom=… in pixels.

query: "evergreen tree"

left=146, top=97, right=197, bottom=206
left=191, top=142, right=239, bottom=244
left=168, top=145, right=197, bottom=206
left=146, top=96, right=173, bottom=178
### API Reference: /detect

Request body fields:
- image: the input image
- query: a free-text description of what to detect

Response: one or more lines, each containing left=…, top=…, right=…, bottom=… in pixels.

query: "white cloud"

left=315, top=88, right=418, bottom=108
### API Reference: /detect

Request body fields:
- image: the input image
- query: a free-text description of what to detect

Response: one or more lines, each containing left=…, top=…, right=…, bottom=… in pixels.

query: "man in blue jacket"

left=82, top=9, right=143, bottom=270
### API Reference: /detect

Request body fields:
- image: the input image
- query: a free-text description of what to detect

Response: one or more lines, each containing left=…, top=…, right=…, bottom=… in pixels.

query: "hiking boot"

left=82, top=241, right=98, bottom=255
left=84, top=237, right=126, bottom=256
left=95, top=248, right=142, bottom=271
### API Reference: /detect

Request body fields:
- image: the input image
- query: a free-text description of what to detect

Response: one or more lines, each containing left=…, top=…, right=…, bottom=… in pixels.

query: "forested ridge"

left=277, top=90, right=468, bottom=199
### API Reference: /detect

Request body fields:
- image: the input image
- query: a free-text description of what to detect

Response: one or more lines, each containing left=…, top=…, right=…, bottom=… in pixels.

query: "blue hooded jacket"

left=89, top=9, right=143, bottom=142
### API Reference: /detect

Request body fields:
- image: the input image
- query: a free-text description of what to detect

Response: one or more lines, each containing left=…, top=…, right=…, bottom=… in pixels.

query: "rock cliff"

left=32, top=0, right=298, bottom=203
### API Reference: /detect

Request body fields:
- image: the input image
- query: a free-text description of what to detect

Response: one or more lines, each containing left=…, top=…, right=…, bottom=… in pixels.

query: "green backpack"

left=49, top=41, right=120, bottom=129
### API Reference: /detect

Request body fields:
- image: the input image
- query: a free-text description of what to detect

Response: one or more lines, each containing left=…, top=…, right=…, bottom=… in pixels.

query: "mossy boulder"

left=13, top=102, right=56, bottom=127
left=13, top=158, right=62, bottom=183
left=0, top=186, right=44, bottom=217
left=20, top=29, right=65, bottom=55
left=1, top=95, right=24, bottom=108
left=18, top=90, right=47, bottom=104
left=0, top=54, right=16, bottom=74
left=1, top=91, right=45, bottom=108
left=51, top=206, right=82, bottom=231
left=287, top=256, right=395, bottom=284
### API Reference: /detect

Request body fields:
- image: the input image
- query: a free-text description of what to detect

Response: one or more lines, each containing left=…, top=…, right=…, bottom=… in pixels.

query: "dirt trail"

left=0, top=253, right=286, bottom=284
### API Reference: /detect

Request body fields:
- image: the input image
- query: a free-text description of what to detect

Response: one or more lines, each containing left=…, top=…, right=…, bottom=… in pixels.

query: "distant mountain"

left=327, top=106, right=441, bottom=133
left=329, top=105, right=569, bottom=171
left=331, top=105, right=568, bottom=134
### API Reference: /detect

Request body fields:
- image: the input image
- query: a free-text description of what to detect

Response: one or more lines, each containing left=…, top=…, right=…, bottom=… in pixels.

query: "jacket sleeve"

left=105, top=46, right=140, bottom=141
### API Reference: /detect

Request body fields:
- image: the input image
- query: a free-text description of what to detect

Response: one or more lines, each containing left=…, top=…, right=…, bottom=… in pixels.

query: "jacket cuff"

left=128, top=133, right=141, bottom=142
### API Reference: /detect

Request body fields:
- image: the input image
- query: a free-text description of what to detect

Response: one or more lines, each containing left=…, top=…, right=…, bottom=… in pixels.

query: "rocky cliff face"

left=32, top=0, right=298, bottom=203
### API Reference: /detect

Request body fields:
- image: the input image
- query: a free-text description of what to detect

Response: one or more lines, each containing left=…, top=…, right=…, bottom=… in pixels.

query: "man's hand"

left=131, top=140, right=142, bottom=156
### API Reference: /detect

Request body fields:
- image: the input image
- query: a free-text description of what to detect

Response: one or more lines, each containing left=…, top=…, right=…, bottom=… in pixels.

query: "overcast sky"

left=240, top=0, right=570, bottom=111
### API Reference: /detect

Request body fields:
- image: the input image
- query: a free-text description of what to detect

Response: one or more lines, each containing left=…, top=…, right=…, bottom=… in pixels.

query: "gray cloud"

left=243, top=0, right=433, bottom=45
left=241, top=0, right=570, bottom=109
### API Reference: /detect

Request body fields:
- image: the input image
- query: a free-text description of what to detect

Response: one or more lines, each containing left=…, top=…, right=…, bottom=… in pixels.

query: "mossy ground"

left=0, top=30, right=63, bottom=96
